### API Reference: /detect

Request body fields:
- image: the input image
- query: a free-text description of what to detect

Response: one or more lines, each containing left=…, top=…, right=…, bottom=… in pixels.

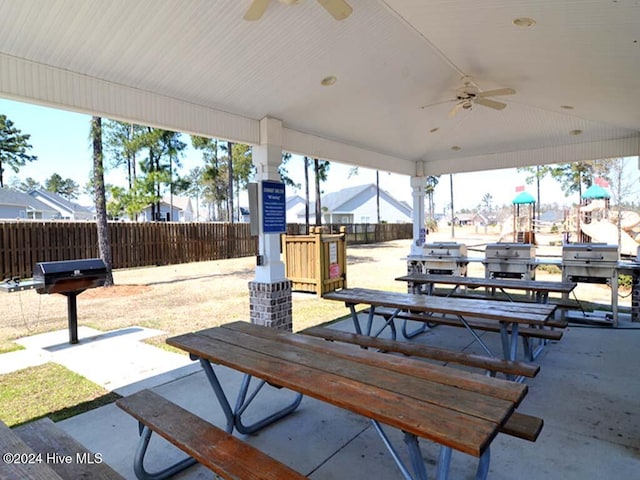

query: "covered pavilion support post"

left=410, top=175, right=426, bottom=256
left=249, top=117, right=292, bottom=331
left=406, top=175, right=427, bottom=285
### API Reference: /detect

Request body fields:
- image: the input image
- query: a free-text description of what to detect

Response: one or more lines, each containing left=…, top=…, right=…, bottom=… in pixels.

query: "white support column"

left=410, top=175, right=426, bottom=256
left=252, top=117, right=286, bottom=283
left=249, top=117, right=292, bottom=330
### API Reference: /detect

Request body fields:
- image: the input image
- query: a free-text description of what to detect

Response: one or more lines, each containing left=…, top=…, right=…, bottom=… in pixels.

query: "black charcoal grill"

left=33, top=258, right=107, bottom=344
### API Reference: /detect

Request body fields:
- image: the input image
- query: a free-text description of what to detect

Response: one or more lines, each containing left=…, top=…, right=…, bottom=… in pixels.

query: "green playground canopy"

left=582, top=184, right=611, bottom=199
left=512, top=191, right=536, bottom=204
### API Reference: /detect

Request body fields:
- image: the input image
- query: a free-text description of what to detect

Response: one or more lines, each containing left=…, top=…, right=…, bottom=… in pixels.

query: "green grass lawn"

left=0, top=343, right=23, bottom=354
left=0, top=363, right=120, bottom=427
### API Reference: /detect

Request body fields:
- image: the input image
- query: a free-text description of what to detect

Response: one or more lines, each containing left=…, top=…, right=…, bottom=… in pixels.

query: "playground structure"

left=499, top=186, right=640, bottom=258
left=511, top=190, right=536, bottom=244
left=566, top=184, right=640, bottom=258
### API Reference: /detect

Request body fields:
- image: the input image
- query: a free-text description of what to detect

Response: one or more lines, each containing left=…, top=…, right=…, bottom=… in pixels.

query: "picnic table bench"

left=302, top=325, right=540, bottom=378
left=122, top=321, right=543, bottom=480
left=117, top=389, right=308, bottom=480
left=1, top=418, right=123, bottom=480
left=323, top=287, right=559, bottom=365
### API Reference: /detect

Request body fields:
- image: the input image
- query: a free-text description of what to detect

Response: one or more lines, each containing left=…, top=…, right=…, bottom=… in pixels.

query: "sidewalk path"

left=0, top=326, right=197, bottom=396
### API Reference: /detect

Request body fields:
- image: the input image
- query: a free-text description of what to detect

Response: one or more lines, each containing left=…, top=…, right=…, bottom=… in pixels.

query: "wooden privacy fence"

left=282, top=226, right=347, bottom=296
left=0, top=221, right=411, bottom=280
left=0, top=221, right=257, bottom=279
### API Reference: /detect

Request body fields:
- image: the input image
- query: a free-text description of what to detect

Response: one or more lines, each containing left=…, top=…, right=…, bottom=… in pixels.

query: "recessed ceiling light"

left=429, top=127, right=439, bottom=133
left=513, top=17, right=536, bottom=27
left=570, top=129, right=583, bottom=136
left=451, top=145, right=462, bottom=151
left=321, top=75, right=337, bottom=86
left=560, top=105, right=575, bottom=110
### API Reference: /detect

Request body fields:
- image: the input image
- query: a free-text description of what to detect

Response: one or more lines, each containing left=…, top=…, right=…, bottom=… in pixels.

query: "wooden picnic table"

left=395, top=273, right=576, bottom=303
left=322, top=287, right=557, bottom=364
left=166, top=321, right=531, bottom=480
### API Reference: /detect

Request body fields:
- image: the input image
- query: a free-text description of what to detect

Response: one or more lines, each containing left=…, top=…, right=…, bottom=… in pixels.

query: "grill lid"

left=562, top=244, right=619, bottom=264
left=485, top=243, right=535, bottom=261
left=423, top=242, right=467, bottom=258
left=33, top=258, right=107, bottom=294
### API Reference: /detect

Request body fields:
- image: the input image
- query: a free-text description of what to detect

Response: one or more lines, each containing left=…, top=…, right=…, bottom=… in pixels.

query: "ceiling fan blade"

left=476, top=87, right=516, bottom=98
left=420, top=98, right=455, bottom=110
left=316, top=0, right=353, bottom=20
left=448, top=102, right=465, bottom=118
left=244, top=0, right=271, bottom=21
left=475, top=97, right=508, bottom=110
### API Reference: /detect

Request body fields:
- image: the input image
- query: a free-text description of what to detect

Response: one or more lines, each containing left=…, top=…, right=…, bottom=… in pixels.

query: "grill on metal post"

left=33, top=259, right=107, bottom=344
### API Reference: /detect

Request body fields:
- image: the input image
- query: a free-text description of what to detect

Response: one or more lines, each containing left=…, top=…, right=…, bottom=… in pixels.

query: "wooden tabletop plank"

left=396, top=274, right=576, bottom=294
left=225, top=321, right=527, bottom=405
left=200, top=325, right=514, bottom=423
left=0, top=421, right=64, bottom=480
left=168, top=330, right=500, bottom=456
left=323, top=288, right=555, bottom=325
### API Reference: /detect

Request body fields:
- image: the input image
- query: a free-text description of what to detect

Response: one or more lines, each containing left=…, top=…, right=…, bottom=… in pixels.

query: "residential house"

left=453, top=213, right=489, bottom=227
left=0, top=188, right=58, bottom=219
left=30, top=190, right=94, bottom=220
left=286, top=195, right=306, bottom=223
left=139, top=196, right=194, bottom=222
left=295, top=184, right=412, bottom=224
left=239, top=207, right=250, bottom=223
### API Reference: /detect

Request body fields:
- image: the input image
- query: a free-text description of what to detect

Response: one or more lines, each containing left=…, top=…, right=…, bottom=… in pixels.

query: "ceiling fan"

left=422, top=77, right=516, bottom=118
left=244, top=0, right=353, bottom=21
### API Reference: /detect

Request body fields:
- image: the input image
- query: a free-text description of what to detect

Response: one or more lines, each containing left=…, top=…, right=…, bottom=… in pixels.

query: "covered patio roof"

left=0, top=0, right=638, bottom=177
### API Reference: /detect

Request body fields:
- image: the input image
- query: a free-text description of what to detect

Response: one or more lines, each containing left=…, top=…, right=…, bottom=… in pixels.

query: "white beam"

left=0, top=53, right=259, bottom=145
left=423, top=135, right=640, bottom=176
left=283, top=127, right=417, bottom=176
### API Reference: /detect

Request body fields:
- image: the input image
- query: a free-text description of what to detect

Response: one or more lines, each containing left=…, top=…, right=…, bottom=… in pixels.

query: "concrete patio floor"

left=11, top=315, right=640, bottom=480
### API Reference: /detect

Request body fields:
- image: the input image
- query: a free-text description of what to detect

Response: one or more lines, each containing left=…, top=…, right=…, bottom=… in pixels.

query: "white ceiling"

left=0, top=0, right=638, bottom=177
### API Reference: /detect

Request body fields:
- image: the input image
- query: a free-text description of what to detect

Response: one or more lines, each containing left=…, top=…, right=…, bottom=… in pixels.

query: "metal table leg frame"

left=522, top=332, right=544, bottom=362
left=456, top=315, right=494, bottom=358
left=475, top=448, right=491, bottom=480
left=499, top=323, right=524, bottom=382
left=436, top=446, right=452, bottom=480
left=498, top=322, right=519, bottom=361
left=132, top=425, right=197, bottom=480
left=373, top=308, right=400, bottom=340
left=352, top=304, right=399, bottom=340
left=350, top=304, right=366, bottom=335
left=371, top=420, right=428, bottom=480
left=435, top=445, right=490, bottom=480
left=199, top=357, right=303, bottom=435
left=401, top=310, right=428, bottom=339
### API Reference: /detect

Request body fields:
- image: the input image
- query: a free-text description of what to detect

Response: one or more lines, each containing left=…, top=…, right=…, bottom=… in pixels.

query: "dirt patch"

left=82, top=285, right=152, bottom=299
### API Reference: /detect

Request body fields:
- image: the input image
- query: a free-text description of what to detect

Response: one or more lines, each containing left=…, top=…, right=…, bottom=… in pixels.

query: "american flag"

left=515, top=185, right=525, bottom=192
left=594, top=177, right=610, bottom=187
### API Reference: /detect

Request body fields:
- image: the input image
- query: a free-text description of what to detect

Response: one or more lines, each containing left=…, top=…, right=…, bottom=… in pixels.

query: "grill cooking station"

left=33, top=259, right=108, bottom=344
left=410, top=242, right=468, bottom=276
left=562, top=244, right=619, bottom=326
left=483, top=243, right=536, bottom=280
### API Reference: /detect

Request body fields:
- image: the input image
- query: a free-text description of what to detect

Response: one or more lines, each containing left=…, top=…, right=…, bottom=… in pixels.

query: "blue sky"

left=0, top=97, right=608, bottom=210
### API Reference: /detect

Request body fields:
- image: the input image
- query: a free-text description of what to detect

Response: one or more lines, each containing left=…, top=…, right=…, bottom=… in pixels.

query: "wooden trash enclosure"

left=282, top=226, right=347, bottom=296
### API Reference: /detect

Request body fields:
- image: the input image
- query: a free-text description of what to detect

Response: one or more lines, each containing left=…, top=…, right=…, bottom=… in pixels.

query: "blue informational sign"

left=262, top=180, right=286, bottom=233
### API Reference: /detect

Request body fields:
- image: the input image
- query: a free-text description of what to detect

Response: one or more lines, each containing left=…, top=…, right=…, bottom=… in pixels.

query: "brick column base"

left=248, top=280, right=293, bottom=331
